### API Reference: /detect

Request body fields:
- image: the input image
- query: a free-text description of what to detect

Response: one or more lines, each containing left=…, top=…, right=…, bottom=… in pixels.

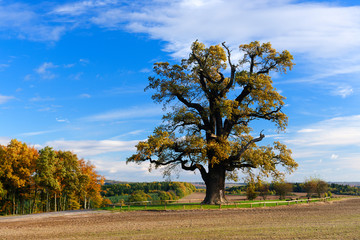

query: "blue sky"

left=1, top=0, right=360, bottom=182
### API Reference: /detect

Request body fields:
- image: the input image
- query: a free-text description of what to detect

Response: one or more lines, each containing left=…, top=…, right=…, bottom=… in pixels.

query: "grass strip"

left=101, top=197, right=334, bottom=212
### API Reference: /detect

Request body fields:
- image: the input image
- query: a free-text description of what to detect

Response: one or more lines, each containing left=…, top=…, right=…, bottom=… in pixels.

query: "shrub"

left=102, top=198, right=112, bottom=207
left=303, top=178, right=328, bottom=198
left=258, top=182, right=270, bottom=200
left=273, top=181, right=292, bottom=200
left=246, top=182, right=258, bottom=200
left=128, top=190, right=151, bottom=203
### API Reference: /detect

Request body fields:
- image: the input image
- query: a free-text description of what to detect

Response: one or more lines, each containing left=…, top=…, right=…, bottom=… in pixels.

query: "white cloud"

left=79, top=58, right=89, bottom=64
left=64, top=63, right=75, bottom=68
left=297, top=128, right=321, bottom=133
left=46, top=139, right=140, bottom=156
left=29, top=95, right=55, bottom=102
left=56, top=118, right=69, bottom=123
left=82, top=106, right=163, bottom=122
left=110, top=130, right=146, bottom=140
left=331, top=85, right=354, bottom=98
left=87, top=0, right=360, bottom=59
left=0, top=94, right=14, bottom=104
left=69, top=72, right=83, bottom=80
left=330, top=154, right=339, bottom=160
left=0, top=137, right=11, bottom=145
left=35, top=62, right=58, bottom=79
left=0, top=63, right=9, bottom=71
left=20, top=129, right=58, bottom=137
left=0, top=2, right=66, bottom=41
left=75, top=0, right=360, bottom=93
left=79, top=93, right=91, bottom=98
left=53, top=0, right=117, bottom=16
left=91, top=159, right=150, bottom=175
left=287, top=115, right=360, bottom=146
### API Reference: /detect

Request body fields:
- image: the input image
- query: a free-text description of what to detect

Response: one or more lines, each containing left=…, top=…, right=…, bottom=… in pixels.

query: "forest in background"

left=102, top=182, right=196, bottom=204
left=0, top=139, right=104, bottom=215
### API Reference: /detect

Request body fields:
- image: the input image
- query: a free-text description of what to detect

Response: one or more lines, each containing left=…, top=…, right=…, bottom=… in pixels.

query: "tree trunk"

left=46, top=191, right=49, bottom=212
left=32, top=190, right=37, bottom=213
left=54, top=192, right=57, bottom=212
left=84, top=195, right=87, bottom=209
left=12, top=194, right=16, bottom=215
left=202, top=164, right=227, bottom=204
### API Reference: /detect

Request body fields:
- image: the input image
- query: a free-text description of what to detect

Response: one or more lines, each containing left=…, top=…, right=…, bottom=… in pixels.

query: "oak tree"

left=128, top=41, right=298, bottom=204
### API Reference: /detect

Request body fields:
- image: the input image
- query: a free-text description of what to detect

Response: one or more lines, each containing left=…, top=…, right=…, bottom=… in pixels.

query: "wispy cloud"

left=20, top=129, right=59, bottom=137
left=331, top=85, right=354, bottom=98
left=79, top=58, right=90, bottom=65
left=52, top=0, right=117, bottom=16
left=79, top=93, right=91, bottom=98
left=110, top=129, right=146, bottom=140
left=0, top=94, right=14, bottom=104
left=81, top=106, right=163, bottom=122
left=287, top=115, right=360, bottom=146
left=49, top=0, right=360, bottom=95
left=29, top=95, right=55, bottom=102
left=35, top=62, right=58, bottom=79
left=0, top=2, right=66, bottom=41
left=46, top=139, right=140, bottom=156
left=86, top=0, right=360, bottom=59
left=282, top=114, right=360, bottom=181
left=0, top=63, right=9, bottom=71
left=56, top=118, right=69, bottom=123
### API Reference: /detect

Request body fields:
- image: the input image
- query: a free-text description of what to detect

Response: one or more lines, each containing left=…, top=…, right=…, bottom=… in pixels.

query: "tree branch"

left=174, top=93, right=210, bottom=127
left=181, top=161, right=208, bottom=182
left=225, top=131, right=265, bottom=169
left=247, top=107, right=282, bottom=120
left=220, top=42, right=237, bottom=97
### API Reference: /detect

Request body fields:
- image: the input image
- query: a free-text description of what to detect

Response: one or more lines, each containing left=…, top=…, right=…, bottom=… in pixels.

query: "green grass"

left=101, top=197, right=331, bottom=211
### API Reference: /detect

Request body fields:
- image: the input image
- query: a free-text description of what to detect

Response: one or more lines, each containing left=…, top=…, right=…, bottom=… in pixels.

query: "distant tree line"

left=227, top=179, right=360, bottom=200
left=0, top=139, right=104, bottom=215
left=293, top=182, right=360, bottom=196
left=227, top=179, right=331, bottom=200
left=102, top=181, right=196, bottom=203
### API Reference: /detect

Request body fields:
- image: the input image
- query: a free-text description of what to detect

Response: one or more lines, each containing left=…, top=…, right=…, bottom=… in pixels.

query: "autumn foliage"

left=128, top=40, right=298, bottom=204
left=0, top=139, right=104, bottom=215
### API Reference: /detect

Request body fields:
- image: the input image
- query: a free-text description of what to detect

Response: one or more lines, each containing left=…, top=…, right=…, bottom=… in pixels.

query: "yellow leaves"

left=220, top=99, right=239, bottom=120
left=129, top=128, right=176, bottom=163
left=239, top=141, right=297, bottom=180
left=204, top=138, right=232, bottom=166
left=135, top=40, right=297, bottom=186
left=0, top=139, right=38, bottom=189
left=276, top=50, right=294, bottom=73
left=239, top=41, right=294, bottom=74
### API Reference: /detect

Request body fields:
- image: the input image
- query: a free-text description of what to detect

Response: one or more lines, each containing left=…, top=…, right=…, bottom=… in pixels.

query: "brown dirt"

left=1, top=198, right=359, bottom=240
left=177, top=192, right=309, bottom=203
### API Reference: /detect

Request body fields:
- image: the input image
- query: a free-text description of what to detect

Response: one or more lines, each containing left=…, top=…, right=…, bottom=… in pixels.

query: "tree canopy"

left=0, top=139, right=104, bottom=215
left=128, top=40, right=298, bottom=204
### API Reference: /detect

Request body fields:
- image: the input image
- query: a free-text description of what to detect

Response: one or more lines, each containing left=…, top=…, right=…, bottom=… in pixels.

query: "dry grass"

left=0, top=198, right=359, bottom=239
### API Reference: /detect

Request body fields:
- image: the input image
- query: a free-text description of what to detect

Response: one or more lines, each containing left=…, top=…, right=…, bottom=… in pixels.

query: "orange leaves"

left=0, top=139, right=38, bottom=189
left=0, top=139, right=104, bottom=213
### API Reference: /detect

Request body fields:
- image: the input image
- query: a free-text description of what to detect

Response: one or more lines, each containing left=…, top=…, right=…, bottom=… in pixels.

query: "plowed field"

left=1, top=198, right=359, bottom=239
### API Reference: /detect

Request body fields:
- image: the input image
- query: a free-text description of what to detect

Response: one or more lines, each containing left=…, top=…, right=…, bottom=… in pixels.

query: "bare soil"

left=177, top=192, right=309, bottom=203
left=1, top=198, right=359, bottom=239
